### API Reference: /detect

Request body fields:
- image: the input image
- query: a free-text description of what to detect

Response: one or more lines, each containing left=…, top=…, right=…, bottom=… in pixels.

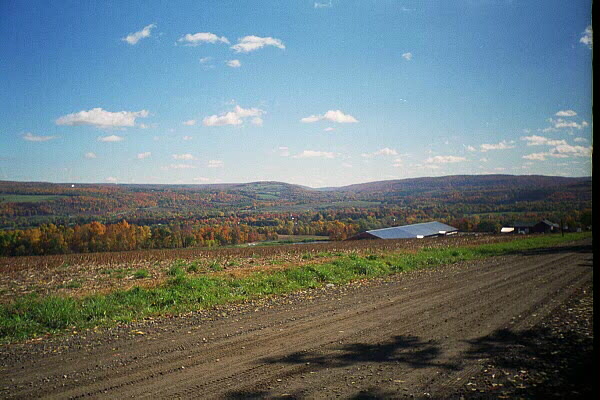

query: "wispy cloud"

left=543, top=118, right=589, bottom=132
left=292, top=150, right=336, bottom=159
left=161, top=163, right=197, bottom=170
left=479, top=140, right=515, bottom=152
left=22, top=132, right=57, bottom=142
left=84, top=152, right=97, bottom=159
left=300, top=109, right=358, bottom=124
left=226, top=59, right=241, bottom=68
left=523, top=143, right=592, bottom=161
left=122, top=24, right=156, bottom=45
left=402, top=52, right=413, bottom=61
left=172, top=153, right=196, bottom=160
left=520, top=135, right=567, bottom=146
left=314, top=1, right=332, bottom=8
left=425, top=155, right=467, bottom=164
left=137, top=152, right=151, bottom=159
left=207, top=159, right=224, bottom=168
left=231, top=36, right=285, bottom=53
left=361, top=147, right=398, bottom=158
left=182, top=119, right=197, bottom=126
left=56, top=108, right=149, bottom=128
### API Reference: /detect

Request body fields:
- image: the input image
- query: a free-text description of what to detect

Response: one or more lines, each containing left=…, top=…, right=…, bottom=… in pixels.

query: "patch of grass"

left=0, top=232, right=590, bottom=343
left=167, top=265, right=185, bottom=277
left=186, top=262, right=200, bottom=273
left=133, top=269, right=150, bottom=279
left=207, top=261, right=223, bottom=272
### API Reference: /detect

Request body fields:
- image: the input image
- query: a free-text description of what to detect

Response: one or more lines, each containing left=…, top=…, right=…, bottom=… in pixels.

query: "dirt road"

left=0, top=240, right=593, bottom=399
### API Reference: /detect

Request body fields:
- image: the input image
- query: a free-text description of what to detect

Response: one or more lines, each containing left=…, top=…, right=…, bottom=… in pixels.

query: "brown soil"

left=0, top=234, right=517, bottom=303
left=0, top=239, right=593, bottom=399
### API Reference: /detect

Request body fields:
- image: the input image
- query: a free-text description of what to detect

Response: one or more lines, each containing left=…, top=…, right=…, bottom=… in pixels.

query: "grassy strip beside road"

left=0, top=232, right=590, bottom=343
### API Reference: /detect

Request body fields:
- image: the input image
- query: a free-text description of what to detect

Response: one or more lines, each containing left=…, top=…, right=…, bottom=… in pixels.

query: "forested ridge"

left=0, top=175, right=591, bottom=256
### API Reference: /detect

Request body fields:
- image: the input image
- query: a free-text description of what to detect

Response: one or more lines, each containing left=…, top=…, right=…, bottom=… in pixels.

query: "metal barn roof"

left=364, top=221, right=458, bottom=239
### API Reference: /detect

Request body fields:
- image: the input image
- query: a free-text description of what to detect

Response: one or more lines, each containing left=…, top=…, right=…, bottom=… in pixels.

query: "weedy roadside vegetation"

left=0, top=232, right=590, bottom=343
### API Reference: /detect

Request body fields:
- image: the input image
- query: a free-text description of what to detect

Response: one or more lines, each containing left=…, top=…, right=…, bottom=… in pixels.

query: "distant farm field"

left=0, top=194, right=66, bottom=203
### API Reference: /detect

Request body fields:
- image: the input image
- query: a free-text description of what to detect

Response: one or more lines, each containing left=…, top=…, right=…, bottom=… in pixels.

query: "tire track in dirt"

left=0, top=241, right=592, bottom=399
left=4, top=251, right=571, bottom=398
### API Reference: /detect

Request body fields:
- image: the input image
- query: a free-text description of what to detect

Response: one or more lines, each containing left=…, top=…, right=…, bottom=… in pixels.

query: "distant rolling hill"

left=319, top=174, right=591, bottom=193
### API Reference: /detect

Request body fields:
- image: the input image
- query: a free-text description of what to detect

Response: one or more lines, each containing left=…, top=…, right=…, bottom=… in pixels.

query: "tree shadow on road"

left=262, top=334, right=458, bottom=371
left=224, top=335, right=455, bottom=400
left=458, top=323, right=594, bottom=399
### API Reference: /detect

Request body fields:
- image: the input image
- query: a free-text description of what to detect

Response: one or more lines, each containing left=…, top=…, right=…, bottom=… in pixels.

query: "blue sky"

left=0, top=0, right=593, bottom=187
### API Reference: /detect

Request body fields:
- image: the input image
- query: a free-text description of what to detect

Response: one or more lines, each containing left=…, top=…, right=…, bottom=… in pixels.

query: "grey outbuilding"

left=346, top=221, right=458, bottom=240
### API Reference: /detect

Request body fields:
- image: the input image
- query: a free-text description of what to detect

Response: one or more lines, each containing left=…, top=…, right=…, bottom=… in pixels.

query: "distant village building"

left=346, top=221, right=458, bottom=240
left=501, top=219, right=559, bottom=234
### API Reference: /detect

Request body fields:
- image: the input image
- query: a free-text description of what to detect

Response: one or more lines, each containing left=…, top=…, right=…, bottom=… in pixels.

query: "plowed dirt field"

left=0, top=239, right=593, bottom=399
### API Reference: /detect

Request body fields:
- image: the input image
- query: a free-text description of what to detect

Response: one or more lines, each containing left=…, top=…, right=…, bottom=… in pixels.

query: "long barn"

left=347, top=221, right=458, bottom=240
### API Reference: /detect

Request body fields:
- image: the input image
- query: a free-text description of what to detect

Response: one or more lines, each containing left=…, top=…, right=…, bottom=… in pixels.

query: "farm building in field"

left=501, top=219, right=559, bottom=234
left=346, top=221, right=458, bottom=240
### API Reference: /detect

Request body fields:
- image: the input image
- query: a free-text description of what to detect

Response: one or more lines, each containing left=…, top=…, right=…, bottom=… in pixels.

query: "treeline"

left=0, top=218, right=359, bottom=257
left=0, top=209, right=591, bottom=257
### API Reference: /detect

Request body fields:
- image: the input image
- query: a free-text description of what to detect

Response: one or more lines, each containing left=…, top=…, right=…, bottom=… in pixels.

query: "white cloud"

left=123, top=24, right=156, bottom=45
left=84, top=152, right=97, bottom=159
left=105, top=177, right=118, bottom=183
left=199, top=57, right=212, bottom=64
left=392, top=158, right=403, bottom=167
left=203, top=105, right=265, bottom=127
left=182, top=135, right=193, bottom=141
left=278, top=146, right=290, bottom=157
left=182, top=119, right=197, bottom=126
left=480, top=140, right=515, bottom=152
left=324, top=127, right=336, bottom=132
left=361, top=147, right=398, bottom=158
left=207, top=160, right=224, bottom=168
left=300, top=109, right=358, bottom=124
left=172, top=153, right=196, bottom=160
left=574, top=137, right=588, bottom=143
left=162, top=164, right=197, bottom=170
left=555, top=110, right=577, bottom=117
left=226, top=59, right=241, bottom=68
left=193, top=177, right=211, bottom=182
left=580, top=25, right=593, bottom=48
left=425, top=155, right=467, bottom=164
left=250, top=117, right=263, bottom=126
left=465, top=145, right=477, bottom=152
left=97, top=135, right=124, bottom=142
left=523, top=143, right=591, bottom=161
left=545, top=118, right=589, bottom=131
left=314, top=1, right=332, bottom=8
left=22, top=132, right=57, bottom=142
left=292, top=150, right=336, bottom=159
left=551, top=144, right=592, bottom=158
left=137, top=152, right=151, bottom=159
left=402, top=52, right=413, bottom=61
left=231, top=36, right=285, bottom=53
left=56, top=108, right=149, bottom=128
left=520, top=135, right=567, bottom=146
left=178, top=32, right=229, bottom=46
